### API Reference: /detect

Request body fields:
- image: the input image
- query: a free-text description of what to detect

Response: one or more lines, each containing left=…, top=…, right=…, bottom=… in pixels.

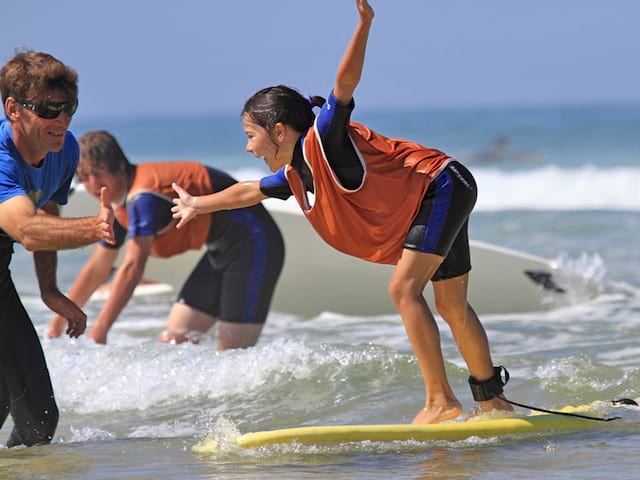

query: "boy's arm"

left=87, top=235, right=154, bottom=344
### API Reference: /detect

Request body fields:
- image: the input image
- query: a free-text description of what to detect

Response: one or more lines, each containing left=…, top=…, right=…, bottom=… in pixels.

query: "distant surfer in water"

left=48, top=131, right=284, bottom=350
left=465, top=135, right=539, bottom=165
left=171, top=0, right=512, bottom=423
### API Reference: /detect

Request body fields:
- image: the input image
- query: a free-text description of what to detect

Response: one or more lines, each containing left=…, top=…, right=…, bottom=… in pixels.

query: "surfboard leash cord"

left=469, top=365, right=638, bottom=422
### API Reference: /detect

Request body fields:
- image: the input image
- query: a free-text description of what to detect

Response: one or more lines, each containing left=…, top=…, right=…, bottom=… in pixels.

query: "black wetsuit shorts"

left=0, top=238, right=59, bottom=447
left=176, top=171, right=285, bottom=324
left=404, top=160, right=478, bottom=281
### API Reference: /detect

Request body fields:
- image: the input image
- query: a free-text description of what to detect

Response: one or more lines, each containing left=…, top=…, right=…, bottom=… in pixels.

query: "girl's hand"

left=171, top=183, right=198, bottom=229
left=357, top=0, right=374, bottom=23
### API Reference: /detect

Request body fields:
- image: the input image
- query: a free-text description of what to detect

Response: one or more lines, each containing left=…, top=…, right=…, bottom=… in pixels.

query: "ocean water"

left=1, top=105, right=639, bottom=479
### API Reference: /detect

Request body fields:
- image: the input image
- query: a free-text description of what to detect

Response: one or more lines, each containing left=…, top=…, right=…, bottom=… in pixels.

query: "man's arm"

left=33, top=202, right=87, bottom=338
left=88, top=235, right=154, bottom=344
left=48, top=243, right=119, bottom=338
left=0, top=187, right=114, bottom=251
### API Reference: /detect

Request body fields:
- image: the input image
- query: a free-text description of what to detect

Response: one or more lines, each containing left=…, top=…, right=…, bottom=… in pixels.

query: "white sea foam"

left=56, top=426, right=116, bottom=444
left=473, top=166, right=640, bottom=211
left=74, top=162, right=640, bottom=212
left=230, top=165, right=640, bottom=212
left=45, top=338, right=344, bottom=414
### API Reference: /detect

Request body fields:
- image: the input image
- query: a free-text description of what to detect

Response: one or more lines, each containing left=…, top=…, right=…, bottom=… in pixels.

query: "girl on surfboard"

left=171, top=0, right=512, bottom=424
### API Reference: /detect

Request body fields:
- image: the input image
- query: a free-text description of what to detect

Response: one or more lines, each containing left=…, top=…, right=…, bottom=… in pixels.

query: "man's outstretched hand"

left=97, top=186, right=115, bottom=244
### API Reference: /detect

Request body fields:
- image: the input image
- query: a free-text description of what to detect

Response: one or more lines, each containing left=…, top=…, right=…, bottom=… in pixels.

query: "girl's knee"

left=388, top=278, right=421, bottom=308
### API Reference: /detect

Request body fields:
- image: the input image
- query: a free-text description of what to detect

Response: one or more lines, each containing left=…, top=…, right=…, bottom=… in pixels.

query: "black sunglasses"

left=17, top=98, right=78, bottom=119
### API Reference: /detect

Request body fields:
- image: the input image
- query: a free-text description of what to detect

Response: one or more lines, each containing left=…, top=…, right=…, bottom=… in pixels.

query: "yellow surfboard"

left=193, top=406, right=601, bottom=453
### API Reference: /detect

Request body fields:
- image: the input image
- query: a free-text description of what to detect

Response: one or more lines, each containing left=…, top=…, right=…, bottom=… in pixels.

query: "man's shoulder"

left=0, top=146, right=19, bottom=177
left=63, top=130, right=79, bottom=149
left=0, top=119, right=11, bottom=144
left=59, top=131, right=79, bottom=162
left=0, top=127, right=22, bottom=205
left=40, top=132, right=79, bottom=176
left=0, top=120, right=17, bottom=166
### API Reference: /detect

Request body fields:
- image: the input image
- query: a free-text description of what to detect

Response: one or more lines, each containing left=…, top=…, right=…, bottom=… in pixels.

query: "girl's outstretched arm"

left=171, top=181, right=267, bottom=229
left=334, top=0, right=375, bottom=105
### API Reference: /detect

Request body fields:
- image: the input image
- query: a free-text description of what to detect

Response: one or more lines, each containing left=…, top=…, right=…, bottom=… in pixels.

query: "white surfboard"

left=62, top=190, right=599, bottom=316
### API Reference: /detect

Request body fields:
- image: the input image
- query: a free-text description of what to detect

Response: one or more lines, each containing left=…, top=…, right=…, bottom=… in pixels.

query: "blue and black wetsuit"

left=103, top=166, right=284, bottom=324
left=0, top=119, right=78, bottom=447
left=259, top=92, right=476, bottom=280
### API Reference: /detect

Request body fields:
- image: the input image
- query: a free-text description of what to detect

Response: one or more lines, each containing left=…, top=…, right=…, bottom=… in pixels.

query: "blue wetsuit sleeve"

left=127, top=193, right=170, bottom=237
left=316, top=90, right=355, bottom=147
left=259, top=166, right=292, bottom=200
left=99, top=219, right=127, bottom=249
left=313, top=91, right=362, bottom=189
left=100, top=193, right=171, bottom=248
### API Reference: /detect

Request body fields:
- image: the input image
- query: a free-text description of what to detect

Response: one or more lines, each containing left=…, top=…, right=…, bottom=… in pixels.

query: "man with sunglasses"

left=0, top=50, right=115, bottom=448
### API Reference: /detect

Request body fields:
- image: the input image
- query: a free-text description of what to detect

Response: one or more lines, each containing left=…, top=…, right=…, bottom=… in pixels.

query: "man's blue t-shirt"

left=0, top=119, right=78, bottom=210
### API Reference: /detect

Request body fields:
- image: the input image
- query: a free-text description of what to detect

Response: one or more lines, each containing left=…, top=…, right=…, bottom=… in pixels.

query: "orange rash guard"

left=114, top=161, right=213, bottom=258
left=286, top=122, right=449, bottom=265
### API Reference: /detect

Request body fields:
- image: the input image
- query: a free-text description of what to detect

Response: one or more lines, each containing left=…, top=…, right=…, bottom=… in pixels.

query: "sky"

left=2, top=0, right=640, bottom=121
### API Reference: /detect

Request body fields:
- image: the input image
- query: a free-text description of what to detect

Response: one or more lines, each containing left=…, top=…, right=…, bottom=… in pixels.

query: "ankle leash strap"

left=469, top=366, right=509, bottom=402
left=468, top=365, right=632, bottom=422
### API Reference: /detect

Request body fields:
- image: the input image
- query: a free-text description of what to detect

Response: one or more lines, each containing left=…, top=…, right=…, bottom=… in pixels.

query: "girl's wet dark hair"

left=242, top=85, right=325, bottom=133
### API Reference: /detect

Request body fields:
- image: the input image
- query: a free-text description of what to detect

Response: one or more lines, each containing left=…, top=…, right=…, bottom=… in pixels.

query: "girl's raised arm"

left=334, top=0, right=375, bottom=105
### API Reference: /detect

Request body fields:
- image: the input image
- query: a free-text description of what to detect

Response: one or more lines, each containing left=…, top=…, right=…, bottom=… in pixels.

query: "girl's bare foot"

left=411, top=402, right=463, bottom=424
